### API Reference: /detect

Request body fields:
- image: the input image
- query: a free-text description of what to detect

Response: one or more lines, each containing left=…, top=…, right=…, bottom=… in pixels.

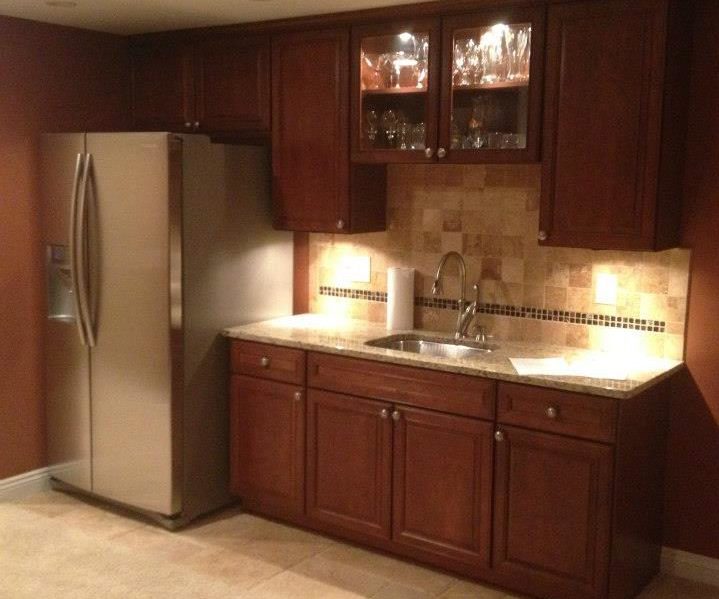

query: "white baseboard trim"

left=0, top=467, right=51, bottom=502
left=662, top=546, right=719, bottom=587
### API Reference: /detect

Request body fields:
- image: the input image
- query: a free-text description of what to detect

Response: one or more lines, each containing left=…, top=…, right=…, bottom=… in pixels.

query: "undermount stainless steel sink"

left=365, top=334, right=496, bottom=359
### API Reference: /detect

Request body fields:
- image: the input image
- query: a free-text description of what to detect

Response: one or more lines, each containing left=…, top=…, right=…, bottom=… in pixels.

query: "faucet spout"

left=432, top=252, right=468, bottom=338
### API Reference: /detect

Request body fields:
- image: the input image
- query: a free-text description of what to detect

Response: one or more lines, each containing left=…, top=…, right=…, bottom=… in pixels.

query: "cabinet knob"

left=380, top=408, right=389, bottom=419
left=424, top=147, right=434, bottom=158
left=494, top=430, right=505, bottom=442
left=193, top=121, right=200, bottom=130
left=184, top=122, right=192, bottom=129
left=294, top=391, right=303, bottom=402
left=546, top=406, right=558, bottom=419
left=260, top=356, right=270, bottom=368
left=391, top=410, right=401, bottom=422
left=336, top=219, right=345, bottom=230
left=538, top=230, right=548, bottom=242
left=437, top=147, right=447, bottom=159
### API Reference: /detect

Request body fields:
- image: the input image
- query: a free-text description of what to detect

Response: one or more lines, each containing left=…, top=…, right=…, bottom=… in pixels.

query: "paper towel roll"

left=387, top=267, right=415, bottom=331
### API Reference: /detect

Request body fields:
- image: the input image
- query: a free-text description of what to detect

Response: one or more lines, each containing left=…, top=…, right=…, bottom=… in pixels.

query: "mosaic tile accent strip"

left=319, top=286, right=666, bottom=333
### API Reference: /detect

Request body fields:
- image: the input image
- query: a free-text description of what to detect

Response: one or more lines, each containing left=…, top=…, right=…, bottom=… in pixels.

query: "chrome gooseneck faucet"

left=432, top=251, right=468, bottom=339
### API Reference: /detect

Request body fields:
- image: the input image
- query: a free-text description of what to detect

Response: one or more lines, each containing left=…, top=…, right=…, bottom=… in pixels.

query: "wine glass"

left=414, top=33, right=429, bottom=89
left=364, top=109, right=379, bottom=146
left=380, top=109, right=399, bottom=146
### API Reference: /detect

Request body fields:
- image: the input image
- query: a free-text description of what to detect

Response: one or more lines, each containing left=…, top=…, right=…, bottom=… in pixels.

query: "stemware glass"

left=361, top=51, right=381, bottom=90
left=380, top=109, right=399, bottom=146
left=518, top=26, right=532, bottom=81
left=410, top=122, right=426, bottom=150
left=364, top=108, right=379, bottom=145
left=414, top=34, right=429, bottom=89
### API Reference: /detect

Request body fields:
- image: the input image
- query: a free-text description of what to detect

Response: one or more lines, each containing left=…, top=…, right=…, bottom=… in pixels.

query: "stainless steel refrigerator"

left=41, top=133, right=293, bottom=527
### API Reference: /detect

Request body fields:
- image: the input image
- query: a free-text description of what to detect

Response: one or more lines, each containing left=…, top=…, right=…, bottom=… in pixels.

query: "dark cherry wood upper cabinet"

left=229, top=375, right=305, bottom=519
left=540, top=0, right=691, bottom=250
left=194, top=35, right=271, bottom=135
left=272, top=29, right=387, bottom=233
left=131, top=41, right=194, bottom=132
left=493, top=426, right=614, bottom=599
left=306, top=389, right=393, bottom=540
left=351, top=19, right=441, bottom=163
left=392, top=406, right=493, bottom=568
left=439, top=5, right=545, bottom=164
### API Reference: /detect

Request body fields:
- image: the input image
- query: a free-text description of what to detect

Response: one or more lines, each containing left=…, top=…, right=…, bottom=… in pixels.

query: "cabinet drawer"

left=497, top=382, right=617, bottom=443
left=230, top=340, right=306, bottom=385
left=308, top=352, right=495, bottom=420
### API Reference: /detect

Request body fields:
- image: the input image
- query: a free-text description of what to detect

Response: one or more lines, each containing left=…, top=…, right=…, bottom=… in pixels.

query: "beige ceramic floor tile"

left=244, top=569, right=369, bottom=599
left=179, top=509, right=332, bottom=569
left=439, top=579, right=507, bottom=598
left=11, top=489, right=85, bottom=518
left=316, top=543, right=454, bottom=596
left=371, top=581, right=437, bottom=599
left=176, top=545, right=285, bottom=592
left=638, top=574, right=719, bottom=598
left=53, top=500, right=146, bottom=540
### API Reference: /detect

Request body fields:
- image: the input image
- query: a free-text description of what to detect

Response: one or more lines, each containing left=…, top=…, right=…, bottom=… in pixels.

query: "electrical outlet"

left=595, top=273, right=618, bottom=305
left=338, top=255, right=371, bottom=283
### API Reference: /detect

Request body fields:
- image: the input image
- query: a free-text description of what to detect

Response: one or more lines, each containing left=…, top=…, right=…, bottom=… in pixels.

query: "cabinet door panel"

left=195, top=35, right=270, bottom=134
left=493, top=426, right=613, bottom=599
left=131, top=42, right=194, bottom=131
left=540, top=0, right=666, bottom=249
left=440, top=6, right=545, bottom=164
left=392, top=406, right=493, bottom=567
left=272, top=30, right=350, bottom=232
left=307, top=389, right=392, bottom=539
left=230, top=375, right=305, bottom=518
left=351, top=19, right=441, bottom=163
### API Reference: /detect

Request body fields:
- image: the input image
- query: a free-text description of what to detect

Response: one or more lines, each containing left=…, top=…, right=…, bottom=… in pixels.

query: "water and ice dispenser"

left=46, top=244, right=75, bottom=322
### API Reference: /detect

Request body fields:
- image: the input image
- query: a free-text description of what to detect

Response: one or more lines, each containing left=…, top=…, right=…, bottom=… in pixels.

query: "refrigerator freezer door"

left=86, top=133, right=180, bottom=516
left=41, top=133, right=92, bottom=491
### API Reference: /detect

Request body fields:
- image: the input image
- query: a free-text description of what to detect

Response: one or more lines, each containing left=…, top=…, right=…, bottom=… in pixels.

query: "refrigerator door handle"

left=76, top=152, right=96, bottom=347
left=69, top=152, right=88, bottom=347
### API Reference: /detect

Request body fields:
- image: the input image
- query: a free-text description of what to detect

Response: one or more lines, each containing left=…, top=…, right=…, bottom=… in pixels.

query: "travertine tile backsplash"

left=309, top=164, right=691, bottom=359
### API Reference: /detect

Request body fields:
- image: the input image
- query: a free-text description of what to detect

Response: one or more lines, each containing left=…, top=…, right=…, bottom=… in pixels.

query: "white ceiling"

left=0, top=0, right=435, bottom=35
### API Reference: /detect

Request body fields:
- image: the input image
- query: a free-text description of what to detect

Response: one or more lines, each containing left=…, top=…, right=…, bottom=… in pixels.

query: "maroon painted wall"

left=664, top=0, right=719, bottom=560
left=0, top=16, right=129, bottom=479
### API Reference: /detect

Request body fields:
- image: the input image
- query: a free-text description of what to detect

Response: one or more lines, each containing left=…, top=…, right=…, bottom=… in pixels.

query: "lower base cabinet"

left=228, top=342, right=670, bottom=599
left=493, top=426, right=614, bottom=599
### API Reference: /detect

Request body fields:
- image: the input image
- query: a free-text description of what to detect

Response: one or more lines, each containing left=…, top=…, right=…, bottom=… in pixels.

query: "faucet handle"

left=431, top=279, right=442, bottom=296
left=473, top=283, right=480, bottom=304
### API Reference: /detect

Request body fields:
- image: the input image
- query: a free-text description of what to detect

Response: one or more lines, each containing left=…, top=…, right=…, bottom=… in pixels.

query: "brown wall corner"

left=666, top=0, right=719, bottom=560
left=0, top=16, right=130, bottom=480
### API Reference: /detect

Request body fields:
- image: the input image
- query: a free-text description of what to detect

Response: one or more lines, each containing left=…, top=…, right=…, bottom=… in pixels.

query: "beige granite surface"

left=223, top=314, right=684, bottom=399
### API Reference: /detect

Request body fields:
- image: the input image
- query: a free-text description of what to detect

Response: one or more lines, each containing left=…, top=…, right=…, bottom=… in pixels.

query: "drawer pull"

left=260, top=356, right=271, bottom=368
left=392, top=410, right=401, bottom=422
left=546, top=406, right=558, bottom=419
left=494, top=430, right=505, bottom=442
left=380, top=408, right=389, bottom=419
left=294, top=391, right=303, bottom=402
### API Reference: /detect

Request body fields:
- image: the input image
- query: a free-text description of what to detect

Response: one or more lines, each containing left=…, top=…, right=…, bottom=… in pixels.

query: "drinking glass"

left=364, top=109, right=379, bottom=145
left=410, top=122, right=426, bottom=150
left=380, top=109, right=399, bottom=146
left=414, top=34, right=429, bottom=89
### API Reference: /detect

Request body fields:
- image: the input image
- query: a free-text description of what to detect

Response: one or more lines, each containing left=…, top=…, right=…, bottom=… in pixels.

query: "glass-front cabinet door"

left=351, top=20, right=441, bottom=162
left=439, top=7, right=545, bottom=163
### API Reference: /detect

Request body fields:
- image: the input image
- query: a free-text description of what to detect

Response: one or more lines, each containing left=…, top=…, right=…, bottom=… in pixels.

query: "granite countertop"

left=223, top=314, right=684, bottom=399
